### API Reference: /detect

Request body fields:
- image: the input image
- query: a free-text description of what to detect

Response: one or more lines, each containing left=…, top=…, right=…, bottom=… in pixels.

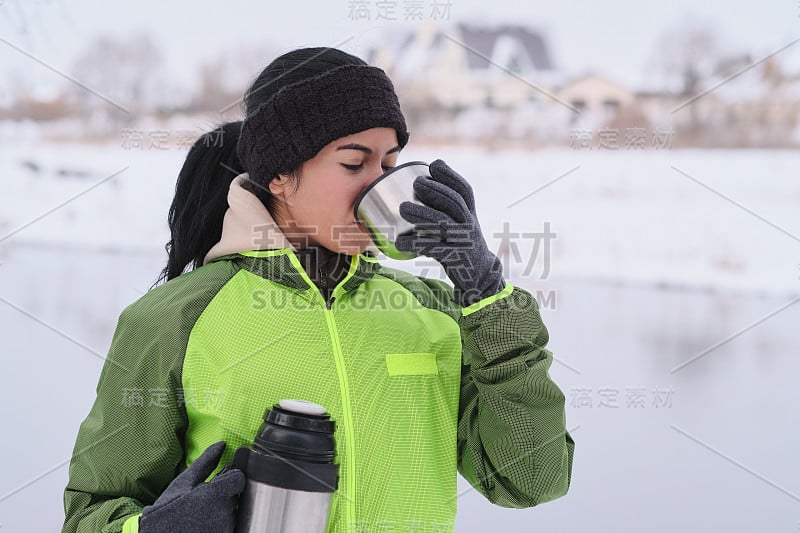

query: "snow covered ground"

left=1, top=142, right=798, bottom=296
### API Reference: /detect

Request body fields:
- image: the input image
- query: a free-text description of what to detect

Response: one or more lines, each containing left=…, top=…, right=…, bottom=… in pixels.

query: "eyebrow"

left=336, top=143, right=401, bottom=155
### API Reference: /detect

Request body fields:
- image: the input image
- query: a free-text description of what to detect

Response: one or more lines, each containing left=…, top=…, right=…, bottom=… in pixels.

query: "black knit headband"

left=237, top=63, right=410, bottom=186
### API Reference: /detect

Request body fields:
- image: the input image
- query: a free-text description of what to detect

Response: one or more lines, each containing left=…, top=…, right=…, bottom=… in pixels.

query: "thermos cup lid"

left=265, top=401, right=336, bottom=434
left=354, top=161, right=431, bottom=261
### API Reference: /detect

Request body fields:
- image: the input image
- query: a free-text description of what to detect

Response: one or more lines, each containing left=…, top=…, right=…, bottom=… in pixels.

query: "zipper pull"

left=319, top=266, right=332, bottom=309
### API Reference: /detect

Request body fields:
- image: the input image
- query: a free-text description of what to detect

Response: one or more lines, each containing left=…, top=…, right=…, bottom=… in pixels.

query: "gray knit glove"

left=396, top=159, right=505, bottom=307
left=140, top=441, right=245, bottom=533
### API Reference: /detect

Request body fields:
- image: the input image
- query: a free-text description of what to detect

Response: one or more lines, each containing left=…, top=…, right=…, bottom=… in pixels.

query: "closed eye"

left=342, top=163, right=394, bottom=172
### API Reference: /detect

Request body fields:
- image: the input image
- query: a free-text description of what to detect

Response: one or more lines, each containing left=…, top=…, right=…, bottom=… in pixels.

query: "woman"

left=62, top=47, right=574, bottom=533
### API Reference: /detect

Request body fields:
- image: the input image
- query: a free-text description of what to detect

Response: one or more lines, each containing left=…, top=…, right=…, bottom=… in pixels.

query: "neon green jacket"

left=62, top=173, right=574, bottom=533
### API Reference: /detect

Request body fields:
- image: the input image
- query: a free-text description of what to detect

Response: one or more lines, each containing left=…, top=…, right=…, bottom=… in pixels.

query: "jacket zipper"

left=316, top=261, right=354, bottom=524
left=322, top=306, right=356, bottom=526
left=283, top=251, right=360, bottom=527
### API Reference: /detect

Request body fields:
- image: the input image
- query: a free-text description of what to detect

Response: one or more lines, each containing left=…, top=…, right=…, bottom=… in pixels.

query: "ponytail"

left=152, top=121, right=244, bottom=288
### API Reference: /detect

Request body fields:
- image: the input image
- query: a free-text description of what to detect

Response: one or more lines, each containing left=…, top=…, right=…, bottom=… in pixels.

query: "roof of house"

left=455, top=22, right=554, bottom=71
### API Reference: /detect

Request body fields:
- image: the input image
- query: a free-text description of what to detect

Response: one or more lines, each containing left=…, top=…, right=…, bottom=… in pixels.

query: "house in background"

left=707, top=56, right=800, bottom=146
left=365, top=20, right=800, bottom=147
left=556, top=73, right=635, bottom=127
left=368, top=20, right=562, bottom=111
left=367, top=22, right=655, bottom=143
left=366, top=20, right=573, bottom=143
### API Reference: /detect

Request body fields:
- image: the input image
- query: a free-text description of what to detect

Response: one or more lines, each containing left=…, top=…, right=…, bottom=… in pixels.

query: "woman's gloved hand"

left=140, top=441, right=245, bottom=533
left=396, top=159, right=505, bottom=307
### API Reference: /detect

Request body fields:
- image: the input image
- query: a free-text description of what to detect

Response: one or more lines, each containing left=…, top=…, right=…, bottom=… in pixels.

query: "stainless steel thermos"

left=233, top=399, right=339, bottom=533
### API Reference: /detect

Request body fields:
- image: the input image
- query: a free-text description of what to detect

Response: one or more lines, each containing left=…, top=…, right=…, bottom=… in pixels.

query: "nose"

left=355, top=169, right=383, bottom=217
left=359, top=162, right=384, bottom=191
left=369, top=161, right=386, bottom=182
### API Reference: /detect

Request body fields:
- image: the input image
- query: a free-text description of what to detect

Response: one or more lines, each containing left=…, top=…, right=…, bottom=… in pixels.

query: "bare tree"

left=651, top=18, right=720, bottom=97
left=192, top=44, right=281, bottom=114
left=70, top=31, right=164, bottom=122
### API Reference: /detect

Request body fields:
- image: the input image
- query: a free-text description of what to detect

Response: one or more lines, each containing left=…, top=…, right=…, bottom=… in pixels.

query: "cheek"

left=326, top=174, right=363, bottom=204
left=313, top=181, right=353, bottom=223
left=315, top=185, right=345, bottom=212
left=300, top=175, right=337, bottom=207
left=302, top=168, right=364, bottom=217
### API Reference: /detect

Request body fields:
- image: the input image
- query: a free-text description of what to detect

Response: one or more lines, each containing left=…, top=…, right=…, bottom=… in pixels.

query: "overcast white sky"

left=1, top=0, right=799, bottom=99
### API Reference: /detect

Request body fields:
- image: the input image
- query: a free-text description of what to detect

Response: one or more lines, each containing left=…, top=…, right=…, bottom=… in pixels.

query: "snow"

left=3, top=142, right=796, bottom=297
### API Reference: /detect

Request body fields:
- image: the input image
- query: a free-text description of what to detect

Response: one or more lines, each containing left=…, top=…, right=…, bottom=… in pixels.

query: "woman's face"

left=269, top=127, right=401, bottom=255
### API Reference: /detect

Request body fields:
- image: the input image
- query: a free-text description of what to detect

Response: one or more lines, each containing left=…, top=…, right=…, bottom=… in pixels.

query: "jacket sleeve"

left=456, top=282, right=575, bottom=507
left=62, top=303, right=188, bottom=533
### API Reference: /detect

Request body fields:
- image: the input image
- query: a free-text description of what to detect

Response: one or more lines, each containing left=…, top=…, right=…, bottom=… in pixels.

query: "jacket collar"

left=203, top=172, right=293, bottom=265
left=203, top=172, right=380, bottom=295
left=203, top=172, right=380, bottom=265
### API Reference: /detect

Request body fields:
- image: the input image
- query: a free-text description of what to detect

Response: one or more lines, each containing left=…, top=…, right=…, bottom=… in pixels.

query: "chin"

left=335, top=240, right=372, bottom=256
left=330, top=224, right=374, bottom=255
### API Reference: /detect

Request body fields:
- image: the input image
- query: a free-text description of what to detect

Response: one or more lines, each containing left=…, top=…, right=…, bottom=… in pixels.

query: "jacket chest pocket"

left=385, top=352, right=439, bottom=376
